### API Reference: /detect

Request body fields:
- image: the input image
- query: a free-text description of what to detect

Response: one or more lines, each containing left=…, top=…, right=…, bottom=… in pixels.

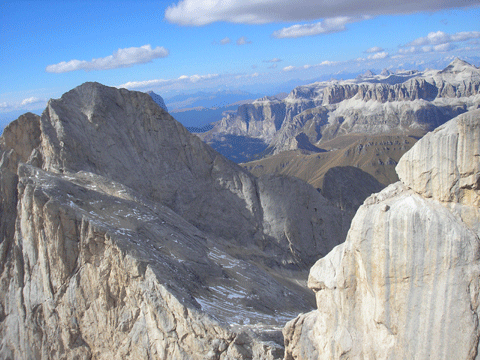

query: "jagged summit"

left=440, top=57, right=478, bottom=74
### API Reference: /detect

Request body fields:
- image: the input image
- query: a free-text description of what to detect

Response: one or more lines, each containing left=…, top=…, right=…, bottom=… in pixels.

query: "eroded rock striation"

left=283, top=108, right=480, bottom=359
left=0, top=82, right=349, bottom=359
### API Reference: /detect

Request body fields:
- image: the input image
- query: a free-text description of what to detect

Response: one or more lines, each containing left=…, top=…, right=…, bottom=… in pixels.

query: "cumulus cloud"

left=398, top=44, right=457, bottom=55
left=365, top=46, right=384, bottom=53
left=272, top=16, right=359, bottom=38
left=283, top=66, right=296, bottom=72
left=368, top=51, right=389, bottom=60
left=407, top=30, right=480, bottom=46
left=46, top=45, right=169, bottom=73
left=236, top=36, right=252, bottom=45
left=395, top=30, right=479, bottom=56
left=165, top=0, right=477, bottom=26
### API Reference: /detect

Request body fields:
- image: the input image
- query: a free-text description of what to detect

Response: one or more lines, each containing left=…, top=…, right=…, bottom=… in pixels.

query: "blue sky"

left=1, top=0, right=479, bottom=121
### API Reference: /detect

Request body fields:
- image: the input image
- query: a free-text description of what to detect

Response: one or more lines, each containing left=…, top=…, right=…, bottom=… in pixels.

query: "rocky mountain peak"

left=0, top=82, right=351, bottom=359
left=440, top=57, right=478, bottom=74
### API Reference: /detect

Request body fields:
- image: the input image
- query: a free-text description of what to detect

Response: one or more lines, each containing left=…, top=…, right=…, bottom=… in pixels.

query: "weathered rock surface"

left=0, top=82, right=349, bottom=359
left=283, top=109, right=480, bottom=359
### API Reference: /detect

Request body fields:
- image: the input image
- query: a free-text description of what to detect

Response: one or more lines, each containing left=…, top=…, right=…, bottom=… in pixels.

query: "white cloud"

left=165, top=0, right=477, bottom=26
left=433, top=43, right=457, bottom=52
left=407, top=30, right=480, bottom=46
left=283, top=66, right=296, bottom=72
left=236, top=36, right=252, bottom=45
left=272, top=16, right=357, bottom=38
left=365, top=46, right=384, bottom=53
left=220, top=37, right=231, bottom=45
left=368, top=51, right=389, bottom=60
left=303, top=60, right=340, bottom=69
left=0, top=97, right=47, bottom=113
left=119, top=73, right=219, bottom=89
left=20, top=97, right=42, bottom=106
left=46, top=45, right=169, bottom=73
left=268, top=64, right=278, bottom=69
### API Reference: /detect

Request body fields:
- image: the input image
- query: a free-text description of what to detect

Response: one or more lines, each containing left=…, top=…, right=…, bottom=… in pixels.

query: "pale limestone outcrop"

left=396, top=108, right=480, bottom=206
left=0, top=82, right=349, bottom=359
left=283, top=109, right=480, bottom=359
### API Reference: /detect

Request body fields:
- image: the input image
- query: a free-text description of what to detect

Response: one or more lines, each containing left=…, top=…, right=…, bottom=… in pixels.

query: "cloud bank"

left=119, top=73, right=219, bottom=89
left=407, top=30, right=480, bottom=46
left=0, top=97, right=47, bottom=114
left=46, top=45, right=169, bottom=73
left=398, top=31, right=480, bottom=55
left=165, top=0, right=477, bottom=26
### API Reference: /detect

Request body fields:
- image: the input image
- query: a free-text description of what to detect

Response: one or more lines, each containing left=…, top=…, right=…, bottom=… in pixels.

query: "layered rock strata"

left=283, top=109, right=480, bottom=359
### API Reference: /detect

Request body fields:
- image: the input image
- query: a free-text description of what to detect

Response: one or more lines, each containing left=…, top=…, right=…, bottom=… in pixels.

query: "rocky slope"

left=0, top=82, right=350, bottom=359
left=201, top=59, right=480, bottom=158
left=243, top=133, right=421, bottom=190
left=283, top=108, right=480, bottom=359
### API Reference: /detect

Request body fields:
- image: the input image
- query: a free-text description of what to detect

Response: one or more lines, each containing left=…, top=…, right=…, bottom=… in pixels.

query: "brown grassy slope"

left=242, top=132, right=425, bottom=189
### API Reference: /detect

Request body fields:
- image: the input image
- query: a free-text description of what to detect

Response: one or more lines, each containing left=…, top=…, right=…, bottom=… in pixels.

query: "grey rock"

left=321, top=166, right=385, bottom=212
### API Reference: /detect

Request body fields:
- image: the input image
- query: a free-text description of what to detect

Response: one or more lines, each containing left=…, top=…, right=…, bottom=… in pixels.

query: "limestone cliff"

left=283, top=108, right=480, bottom=359
left=0, top=82, right=349, bottom=359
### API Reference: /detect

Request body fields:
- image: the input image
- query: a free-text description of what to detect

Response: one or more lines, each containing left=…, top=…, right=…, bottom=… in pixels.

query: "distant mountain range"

left=199, top=58, right=480, bottom=164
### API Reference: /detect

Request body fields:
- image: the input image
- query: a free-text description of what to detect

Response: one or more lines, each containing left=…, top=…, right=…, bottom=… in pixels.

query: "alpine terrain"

left=0, top=82, right=350, bottom=359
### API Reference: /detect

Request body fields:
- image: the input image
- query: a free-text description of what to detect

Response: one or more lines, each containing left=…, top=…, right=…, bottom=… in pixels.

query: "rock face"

left=283, top=109, right=480, bottom=359
left=0, top=82, right=349, bottom=359
left=321, top=166, right=385, bottom=212
left=202, top=59, right=480, bottom=158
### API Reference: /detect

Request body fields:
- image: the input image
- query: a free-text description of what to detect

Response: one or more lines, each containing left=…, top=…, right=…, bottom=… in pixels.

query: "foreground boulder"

left=283, top=109, right=480, bottom=359
left=0, top=83, right=349, bottom=359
